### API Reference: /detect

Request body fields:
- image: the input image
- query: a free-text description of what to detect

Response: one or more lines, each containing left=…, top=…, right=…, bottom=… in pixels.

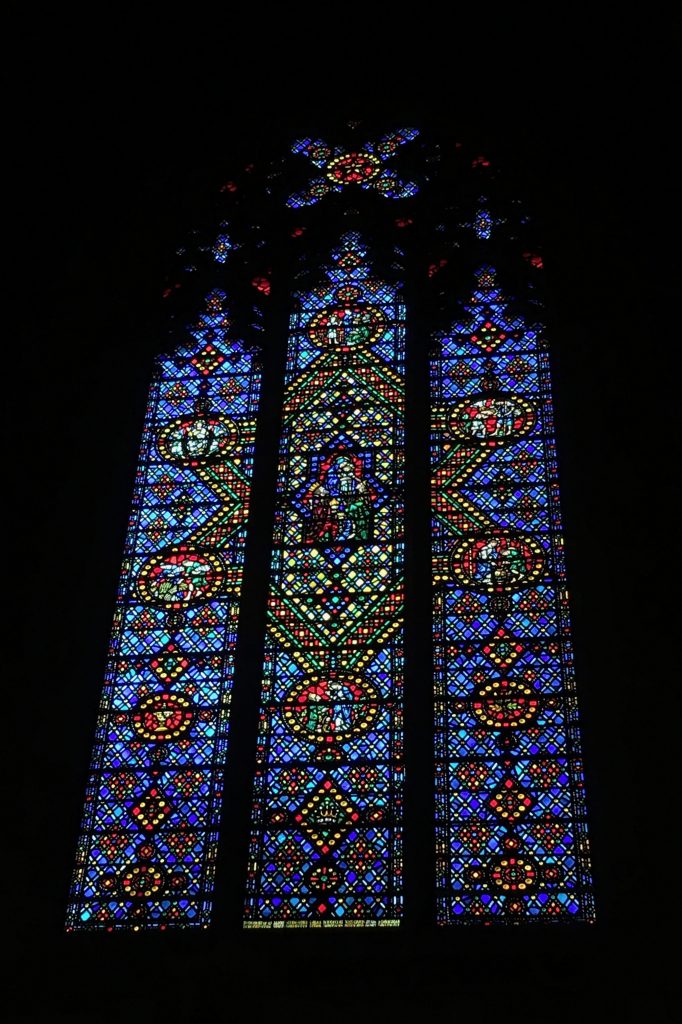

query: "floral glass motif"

left=431, top=266, right=594, bottom=923
left=287, top=129, right=419, bottom=208
left=66, top=291, right=261, bottom=931
left=244, top=234, right=404, bottom=928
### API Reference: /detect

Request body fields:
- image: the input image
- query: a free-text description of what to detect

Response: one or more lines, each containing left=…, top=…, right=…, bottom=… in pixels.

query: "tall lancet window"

left=66, top=292, right=261, bottom=931
left=431, top=263, right=595, bottom=923
left=244, top=233, right=405, bottom=928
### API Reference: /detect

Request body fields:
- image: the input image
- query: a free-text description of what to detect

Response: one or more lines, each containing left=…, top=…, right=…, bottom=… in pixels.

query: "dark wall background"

left=9, top=21, right=675, bottom=1024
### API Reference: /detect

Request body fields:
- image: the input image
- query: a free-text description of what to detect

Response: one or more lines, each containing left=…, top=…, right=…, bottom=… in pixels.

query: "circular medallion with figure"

left=282, top=671, right=379, bottom=747
left=307, top=303, right=386, bottom=350
left=136, top=548, right=224, bottom=608
left=448, top=393, right=535, bottom=443
left=450, top=532, right=544, bottom=592
left=157, top=414, right=239, bottom=466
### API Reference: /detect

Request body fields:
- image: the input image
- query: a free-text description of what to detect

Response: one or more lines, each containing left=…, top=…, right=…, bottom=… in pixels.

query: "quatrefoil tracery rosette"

left=288, top=129, right=420, bottom=208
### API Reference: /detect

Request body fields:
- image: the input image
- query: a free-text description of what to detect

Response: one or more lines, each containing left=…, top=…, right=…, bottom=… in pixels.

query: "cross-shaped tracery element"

left=287, top=129, right=419, bottom=208
left=470, top=203, right=505, bottom=240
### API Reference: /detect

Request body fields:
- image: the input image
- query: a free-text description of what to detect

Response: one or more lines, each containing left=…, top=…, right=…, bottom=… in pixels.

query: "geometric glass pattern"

left=431, top=265, right=595, bottom=923
left=66, top=291, right=261, bottom=930
left=243, top=233, right=404, bottom=927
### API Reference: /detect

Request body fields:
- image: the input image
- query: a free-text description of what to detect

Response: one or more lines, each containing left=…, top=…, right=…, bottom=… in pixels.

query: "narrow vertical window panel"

left=66, top=292, right=261, bottom=931
left=431, top=267, right=595, bottom=923
left=244, top=234, right=404, bottom=928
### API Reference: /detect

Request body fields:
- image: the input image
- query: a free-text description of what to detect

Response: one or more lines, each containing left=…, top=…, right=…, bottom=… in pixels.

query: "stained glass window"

left=66, top=291, right=261, bottom=931
left=431, top=265, right=595, bottom=923
left=243, top=233, right=405, bottom=928
left=65, top=125, right=595, bottom=935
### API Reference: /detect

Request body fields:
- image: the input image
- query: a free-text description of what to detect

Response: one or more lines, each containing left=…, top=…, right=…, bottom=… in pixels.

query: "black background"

left=9, top=19, right=675, bottom=1024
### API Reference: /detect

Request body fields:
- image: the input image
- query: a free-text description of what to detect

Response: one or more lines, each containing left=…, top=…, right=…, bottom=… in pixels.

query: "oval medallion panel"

left=448, top=393, right=535, bottom=443
left=157, top=414, right=239, bottom=466
left=450, top=532, right=545, bottom=592
left=132, top=692, right=194, bottom=741
left=137, top=548, right=224, bottom=608
left=307, top=301, right=387, bottom=351
left=282, top=671, right=380, bottom=750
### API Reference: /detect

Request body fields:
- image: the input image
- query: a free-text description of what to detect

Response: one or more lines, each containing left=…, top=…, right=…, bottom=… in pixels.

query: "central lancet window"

left=244, top=233, right=405, bottom=927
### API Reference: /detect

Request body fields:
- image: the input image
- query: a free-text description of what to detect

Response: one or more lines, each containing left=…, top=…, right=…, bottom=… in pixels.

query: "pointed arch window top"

left=287, top=129, right=419, bottom=208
